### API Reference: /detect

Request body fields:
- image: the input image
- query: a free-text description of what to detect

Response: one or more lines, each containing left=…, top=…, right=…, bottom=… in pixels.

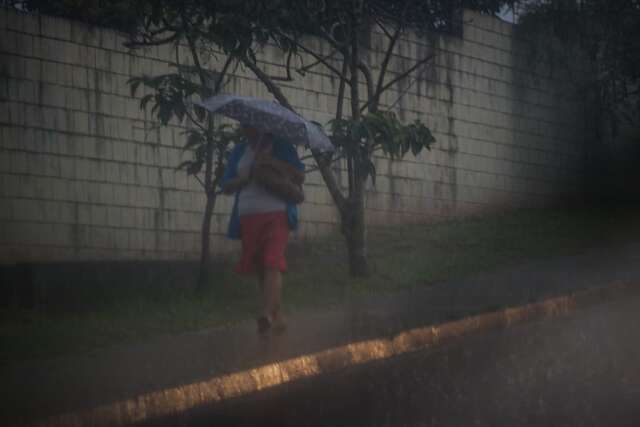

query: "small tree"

left=232, top=0, right=507, bottom=276
left=10, top=0, right=252, bottom=290
left=124, top=2, right=252, bottom=291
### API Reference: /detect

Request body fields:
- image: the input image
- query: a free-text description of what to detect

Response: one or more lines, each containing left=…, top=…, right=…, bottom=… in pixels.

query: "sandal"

left=271, top=313, right=287, bottom=334
left=256, top=315, right=272, bottom=334
left=271, top=319, right=287, bottom=335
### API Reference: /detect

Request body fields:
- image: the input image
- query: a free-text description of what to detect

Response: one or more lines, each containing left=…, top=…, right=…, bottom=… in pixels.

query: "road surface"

left=185, top=289, right=640, bottom=427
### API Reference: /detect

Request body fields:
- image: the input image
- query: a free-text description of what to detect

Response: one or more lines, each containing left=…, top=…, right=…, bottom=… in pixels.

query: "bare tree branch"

left=359, top=62, right=375, bottom=112
left=304, top=152, right=347, bottom=173
left=349, top=21, right=361, bottom=121
left=285, top=48, right=295, bottom=80
left=317, top=25, right=350, bottom=55
left=276, top=31, right=347, bottom=79
left=183, top=28, right=211, bottom=95
left=125, top=33, right=180, bottom=48
left=267, top=75, right=295, bottom=81
left=372, top=23, right=402, bottom=110
left=348, top=9, right=362, bottom=201
left=184, top=109, right=208, bottom=131
left=379, top=54, right=435, bottom=95
left=241, top=56, right=296, bottom=111
left=336, top=54, right=349, bottom=121
left=213, top=55, right=234, bottom=94
left=174, top=35, right=207, bottom=132
left=371, top=0, right=411, bottom=113
left=374, top=16, right=393, bottom=40
left=193, top=173, right=206, bottom=189
left=297, top=49, right=339, bottom=75
left=258, top=49, right=296, bottom=82
left=360, top=54, right=436, bottom=113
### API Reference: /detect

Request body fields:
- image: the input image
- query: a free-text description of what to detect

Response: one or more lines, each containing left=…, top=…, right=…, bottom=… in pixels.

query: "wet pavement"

left=197, top=289, right=640, bottom=427
left=3, top=243, right=640, bottom=425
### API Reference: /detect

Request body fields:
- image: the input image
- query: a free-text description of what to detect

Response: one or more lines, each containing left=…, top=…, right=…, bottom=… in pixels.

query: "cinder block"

left=72, top=88, right=90, bottom=111
left=114, top=162, right=131, bottom=185
left=39, top=82, right=63, bottom=107
left=124, top=97, right=143, bottom=121
left=54, top=200, right=75, bottom=224
left=109, top=183, right=128, bottom=207
left=108, top=96, right=123, bottom=118
left=105, top=206, right=120, bottom=227
left=137, top=144, right=153, bottom=165
left=97, top=28, right=115, bottom=51
left=109, top=228, right=127, bottom=250
left=131, top=164, right=146, bottom=187
left=12, top=198, right=41, bottom=222
left=5, top=54, right=25, bottom=80
left=50, top=177, right=71, bottom=201
left=73, top=157, right=92, bottom=181
left=111, top=52, right=129, bottom=75
left=159, top=126, right=173, bottom=146
left=101, top=161, right=117, bottom=184
left=112, top=118, right=131, bottom=141
left=8, top=150, right=29, bottom=174
left=112, top=32, right=129, bottom=51
left=95, top=48, right=112, bottom=72
left=55, top=63, right=73, bottom=86
left=14, top=32, right=34, bottom=57
left=72, top=111, right=89, bottom=134
left=58, top=157, right=74, bottom=179
left=51, top=17, right=71, bottom=42
left=59, top=40, right=79, bottom=65
left=38, top=37, right=62, bottom=63
left=71, top=66, right=89, bottom=89
left=0, top=173, right=15, bottom=198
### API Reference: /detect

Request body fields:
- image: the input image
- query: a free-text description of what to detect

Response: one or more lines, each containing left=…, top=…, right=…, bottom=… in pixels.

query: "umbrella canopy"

left=196, top=95, right=334, bottom=152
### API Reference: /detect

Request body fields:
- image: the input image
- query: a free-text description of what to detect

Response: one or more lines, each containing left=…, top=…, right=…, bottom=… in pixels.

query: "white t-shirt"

left=237, top=146, right=287, bottom=216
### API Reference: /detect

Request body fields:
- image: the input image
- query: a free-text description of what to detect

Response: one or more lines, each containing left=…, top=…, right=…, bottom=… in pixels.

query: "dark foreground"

left=162, top=289, right=640, bottom=427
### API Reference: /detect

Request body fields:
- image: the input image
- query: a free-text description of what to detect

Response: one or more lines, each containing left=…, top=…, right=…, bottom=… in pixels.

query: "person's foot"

left=271, top=312, right=287, bottom=334
left=256, top=315, right=271, bottom=334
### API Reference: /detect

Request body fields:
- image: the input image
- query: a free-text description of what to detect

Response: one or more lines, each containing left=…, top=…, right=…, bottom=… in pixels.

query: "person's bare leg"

left=257, top=268, right=265, bottom=293
left=256, top=268, right=272, bottom=333
left=262, top=268, right=285, bottom=329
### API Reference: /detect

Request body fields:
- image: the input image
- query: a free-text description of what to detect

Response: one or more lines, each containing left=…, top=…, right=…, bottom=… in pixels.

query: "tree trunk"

left=197, top=191, right=216, bottom=291
left=196, top=132, right=216, bottom=293
left=244, top=52, right=371, bottom=277
left=344, top=11, right=370, bottom=278
left=346, top=215, right=369, bottom=277
left=341, top=193, right=370, bottom=277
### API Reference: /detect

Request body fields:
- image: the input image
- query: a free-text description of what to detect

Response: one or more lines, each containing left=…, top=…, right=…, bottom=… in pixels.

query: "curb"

left=31, top=281, right=638, bottom=427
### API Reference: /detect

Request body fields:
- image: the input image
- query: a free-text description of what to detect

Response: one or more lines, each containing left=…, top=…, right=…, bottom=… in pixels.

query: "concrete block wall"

left=0, top=8, right=586, bottom=263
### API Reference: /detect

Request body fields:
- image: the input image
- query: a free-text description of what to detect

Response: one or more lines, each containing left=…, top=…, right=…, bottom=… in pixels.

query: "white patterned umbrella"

left=196, top=95, right=334, bottom=152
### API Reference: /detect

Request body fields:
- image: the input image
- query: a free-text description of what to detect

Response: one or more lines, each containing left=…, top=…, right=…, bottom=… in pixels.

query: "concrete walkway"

left=3, top=243, right=640, bottom=426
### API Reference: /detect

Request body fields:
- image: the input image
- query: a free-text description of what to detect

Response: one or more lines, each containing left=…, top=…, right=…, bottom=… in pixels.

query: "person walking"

left=221, top=125, right=305, bottom=334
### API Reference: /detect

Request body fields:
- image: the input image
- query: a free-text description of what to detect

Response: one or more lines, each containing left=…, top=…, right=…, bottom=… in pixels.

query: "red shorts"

left=236, top=211, right=289, bottom=274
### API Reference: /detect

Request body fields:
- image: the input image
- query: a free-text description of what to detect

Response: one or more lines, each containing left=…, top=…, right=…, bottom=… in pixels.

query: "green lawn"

left=1, top=206, right=638, bottom=366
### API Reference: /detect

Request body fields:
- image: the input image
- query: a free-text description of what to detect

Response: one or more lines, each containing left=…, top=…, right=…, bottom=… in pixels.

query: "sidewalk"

left=3, top=243, right=640, bottom=426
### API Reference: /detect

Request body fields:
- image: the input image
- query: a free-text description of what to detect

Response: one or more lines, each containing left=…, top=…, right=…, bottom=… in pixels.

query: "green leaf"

left=183, top=132, right=205, bottom=151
